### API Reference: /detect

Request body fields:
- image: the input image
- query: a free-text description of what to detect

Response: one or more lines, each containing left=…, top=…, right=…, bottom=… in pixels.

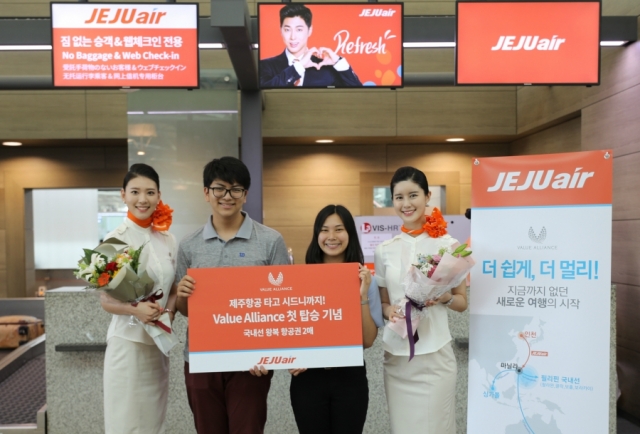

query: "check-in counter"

left=44, top=286, right=617, bottom=433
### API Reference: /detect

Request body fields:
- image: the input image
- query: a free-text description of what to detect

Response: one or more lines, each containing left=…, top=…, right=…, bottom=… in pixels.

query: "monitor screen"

left=258, top=3, right=403, bottom=89
left=456, top=1, right=600, bottom=85
left=51, top=2, right=199, bottom=88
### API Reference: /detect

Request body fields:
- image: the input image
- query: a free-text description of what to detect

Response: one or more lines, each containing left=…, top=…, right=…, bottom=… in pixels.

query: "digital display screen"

left=51, top=2, right=199, bottom=88
left=456, top=1, right=600, bottom=85
left=258, top=3, right=403, bottom=89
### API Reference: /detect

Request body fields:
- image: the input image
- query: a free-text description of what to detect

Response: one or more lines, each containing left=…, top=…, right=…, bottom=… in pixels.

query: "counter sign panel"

left=51, top=3, right=199, bottom=88
left=456, top=1, right=600, bottom=85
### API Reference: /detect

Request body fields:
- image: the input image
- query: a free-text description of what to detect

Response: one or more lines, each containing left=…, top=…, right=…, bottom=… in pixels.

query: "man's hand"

left=317, top=47, right=341, bottom=68
left=249, top=365, right=269, bottom=377
left=299, top=47, right=320, bottom=69
left=288, top=368, right=307, bottom=376
left=177, top=275, right=196, bottom=299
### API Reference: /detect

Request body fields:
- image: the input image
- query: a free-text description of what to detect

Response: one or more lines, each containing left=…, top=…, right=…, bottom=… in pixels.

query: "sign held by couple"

left=188, top=263, right=363, bottom=373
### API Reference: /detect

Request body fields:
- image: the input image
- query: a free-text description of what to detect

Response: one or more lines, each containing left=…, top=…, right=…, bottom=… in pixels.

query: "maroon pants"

left=184, top=362, right=273, bottom=434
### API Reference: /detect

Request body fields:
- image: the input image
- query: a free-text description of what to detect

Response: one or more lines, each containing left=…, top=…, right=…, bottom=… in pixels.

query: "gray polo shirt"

left=175, top=211, right=290, bottom=363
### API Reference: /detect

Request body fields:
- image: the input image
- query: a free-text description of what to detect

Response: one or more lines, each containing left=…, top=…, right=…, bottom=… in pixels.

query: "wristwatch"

left=442, top=295, right=455, bottom=307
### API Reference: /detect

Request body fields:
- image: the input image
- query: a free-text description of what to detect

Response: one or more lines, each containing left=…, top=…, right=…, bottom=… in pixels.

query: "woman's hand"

left=426, top=292, right=453, bottom=307
left=289, top=368, right=307, bottom=376
left=384, top=304, right=405, bottom=323
left=359, top=264, right=372, bottom=298
left=133, top=301, right=162, bottom=324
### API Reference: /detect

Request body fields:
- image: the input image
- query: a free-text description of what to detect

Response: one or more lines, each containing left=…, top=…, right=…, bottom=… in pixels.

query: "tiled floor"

left=619, top=412, right=640, bottom=434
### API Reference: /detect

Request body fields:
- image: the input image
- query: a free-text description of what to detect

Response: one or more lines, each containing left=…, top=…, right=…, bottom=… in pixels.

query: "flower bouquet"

left=388, top=242, right=475, bottom=359
left=74, top=237, right=179, bottom=356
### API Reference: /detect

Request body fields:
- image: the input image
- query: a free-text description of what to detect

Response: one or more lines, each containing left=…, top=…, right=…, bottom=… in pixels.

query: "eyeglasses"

left=207, top=186, right=246, bottom=199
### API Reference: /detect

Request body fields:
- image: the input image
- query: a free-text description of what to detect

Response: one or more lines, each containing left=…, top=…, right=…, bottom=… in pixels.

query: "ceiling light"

left=2, top=141, right=22, bottom=146
left=198, top=43, right=225, bottom=49
left=0, top=45, right=52, bottom=51
left=600, top=41, right=628, bottom=46
left=315, top=139, right=334, bottom=143
left=446, top=138, right=465, bottom=142
left=137, top=151, right=145, bottom=156
left=403, top=42, right=456, bottom=48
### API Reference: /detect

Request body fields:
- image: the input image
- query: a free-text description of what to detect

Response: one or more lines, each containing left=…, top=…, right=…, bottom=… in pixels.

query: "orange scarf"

left=401, top=207, right=448, bottom=238
left=127, top=201, right=174, bottom=231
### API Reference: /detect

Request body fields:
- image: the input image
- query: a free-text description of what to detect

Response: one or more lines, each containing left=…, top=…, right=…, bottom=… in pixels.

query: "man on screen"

left=260, top=4, right=362, bottom=88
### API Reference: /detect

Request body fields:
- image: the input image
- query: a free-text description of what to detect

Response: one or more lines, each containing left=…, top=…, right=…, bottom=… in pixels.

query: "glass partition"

left=127, top=69, right=239, bottom=241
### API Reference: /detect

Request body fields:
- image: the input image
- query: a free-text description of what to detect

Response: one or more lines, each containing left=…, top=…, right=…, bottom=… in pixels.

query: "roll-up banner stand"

left=467, top=150, right=612, bottom=433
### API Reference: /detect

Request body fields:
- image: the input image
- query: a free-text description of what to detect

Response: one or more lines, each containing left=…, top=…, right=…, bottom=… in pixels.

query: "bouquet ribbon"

left=131, top=290, right=172, bottom=334
left=405, top=296, right=426, bottom=361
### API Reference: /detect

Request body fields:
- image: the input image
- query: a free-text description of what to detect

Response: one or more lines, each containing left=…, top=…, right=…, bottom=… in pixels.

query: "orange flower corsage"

left=401, top=207, right=448, bottom=238
left=152, top=201, right=173, bottom=231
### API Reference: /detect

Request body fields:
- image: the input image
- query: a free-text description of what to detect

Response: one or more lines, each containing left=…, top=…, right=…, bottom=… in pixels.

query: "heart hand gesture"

left=316, top=47, right=341, bottom=68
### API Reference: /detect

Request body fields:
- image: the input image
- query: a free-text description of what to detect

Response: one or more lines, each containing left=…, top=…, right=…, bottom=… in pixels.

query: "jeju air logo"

left=85, top=7, right=168, bottom=25
left=268, top=272, right=284, bottom=286
left=487, top=168, right=594, bottom=192
left=361, top=222, right=372, bottom=234
left=491, top=35, right=566, bottom=51
left=334, top=29, right=396, bottom=55
left=358, top=8, right=397, bottom=17
left=528, top=227, right=547, bottom=244
left=257, top=356, right=296, bottom=364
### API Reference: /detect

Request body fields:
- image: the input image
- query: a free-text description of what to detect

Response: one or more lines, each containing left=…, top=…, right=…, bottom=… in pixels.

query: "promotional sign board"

left=467, top=150, right=612, bottom=433
left=258, top=3, right=403, bottom=89
left=456, top=1, right=601, bottom=85
left=188, top=263, right=363, bottom=373
left=51, top=3, right=199, bottom=88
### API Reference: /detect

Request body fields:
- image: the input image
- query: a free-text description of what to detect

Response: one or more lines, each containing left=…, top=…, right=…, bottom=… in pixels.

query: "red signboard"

left=51, top=3, right=199, bottom=88
left=258, top=3, right=403, bottom=88
left=456, top=1, right=601, bottom=85
left=187, top=263, right=364, bottom=373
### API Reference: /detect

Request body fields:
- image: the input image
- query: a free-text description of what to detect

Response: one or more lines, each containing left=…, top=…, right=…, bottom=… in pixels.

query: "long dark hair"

left=305, top=205, right=364, bottom=265
left=123, top=163, right=160, bottom=190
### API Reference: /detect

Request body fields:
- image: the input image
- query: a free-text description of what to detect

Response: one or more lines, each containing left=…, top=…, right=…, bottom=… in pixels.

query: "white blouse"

left=105, top=218, right=177, bottom=346
left=374, top=232, right=459, bottom=356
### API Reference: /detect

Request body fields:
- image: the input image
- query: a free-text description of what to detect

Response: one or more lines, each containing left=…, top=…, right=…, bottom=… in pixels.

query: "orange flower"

left=401, top=207, right=448, bottom=238
left=152, top=201, right=173, bottom=231
left=97, top=272, right=111, bottom=287
left=424, top=207, right=448, bottom=238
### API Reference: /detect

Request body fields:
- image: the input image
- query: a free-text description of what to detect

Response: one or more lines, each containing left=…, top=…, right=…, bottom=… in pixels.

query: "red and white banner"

left=51, top=3, right=199, bottom=88
left=467, top=150, right=612, bottom=433
left=456, top=1, right=600, bottom=85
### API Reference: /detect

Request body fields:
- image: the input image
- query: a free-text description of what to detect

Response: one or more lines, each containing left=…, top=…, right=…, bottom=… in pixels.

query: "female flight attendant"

left=99, top=163, right=177, bottom=434
left=374, top=167, right=468, bottom=434
left=289, top=204, right=384, bottom=434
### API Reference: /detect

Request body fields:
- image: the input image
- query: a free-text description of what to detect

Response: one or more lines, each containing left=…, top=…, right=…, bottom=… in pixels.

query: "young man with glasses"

left=175, top=156, right=290, bottom=434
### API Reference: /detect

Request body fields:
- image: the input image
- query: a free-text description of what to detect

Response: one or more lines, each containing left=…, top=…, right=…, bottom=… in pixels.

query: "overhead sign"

left=456, top=1, right=601, bottom=85
left=258, top=3, right=403, bottom=89
left=467, top=150, right=612, bottom=433
left=51, top=3, right=199, bottom=88
left=187, top=263, right=363, bottom=373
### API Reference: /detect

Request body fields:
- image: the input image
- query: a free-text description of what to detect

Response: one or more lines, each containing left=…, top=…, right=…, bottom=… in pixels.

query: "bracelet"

left=360, top=299, right=369, bottom=305
left=442, top=295, right=455, bottom=307
left=164, top=308, right=174, bottom=314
